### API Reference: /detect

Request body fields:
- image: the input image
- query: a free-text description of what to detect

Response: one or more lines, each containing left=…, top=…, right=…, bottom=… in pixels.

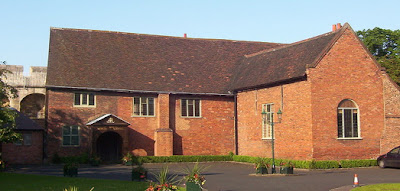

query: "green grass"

left=352, top=183, right=400, bottom=191
left=0, top=172, right=185, bottom=191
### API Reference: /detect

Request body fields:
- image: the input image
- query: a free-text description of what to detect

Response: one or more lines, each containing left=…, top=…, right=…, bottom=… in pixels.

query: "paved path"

left=5, top=162, right=400, bottom=191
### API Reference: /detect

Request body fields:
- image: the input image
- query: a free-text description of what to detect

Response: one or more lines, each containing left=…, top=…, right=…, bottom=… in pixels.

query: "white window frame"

left=337, top=100, right=361, bottom=139
left=62, top=125, right=80, bottom=146
left=262, top=103, right=274, bottom=139
left=73, top=92, right=96, bottom=107
left=181, top=98, right=201, bottom=118
left=132, top=97, right=155, bottom=117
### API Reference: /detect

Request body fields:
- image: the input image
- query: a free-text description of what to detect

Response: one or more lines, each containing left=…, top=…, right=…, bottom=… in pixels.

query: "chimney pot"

left=337, top=23, right=342, bottom=29
left=332, top=24, right=337, bottom=31
left=184, top=33, right=187, bottom=38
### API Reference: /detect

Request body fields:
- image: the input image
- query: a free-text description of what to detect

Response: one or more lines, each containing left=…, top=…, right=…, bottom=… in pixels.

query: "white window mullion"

left=351, top=109, right=354, bottom=137
left=341, top=109, right=345, bottom=138
left=193, top=101, right=195, bottom=117
left=186, top=100, right=189, bottom=117
left=139, top=98, right=143, bottom=116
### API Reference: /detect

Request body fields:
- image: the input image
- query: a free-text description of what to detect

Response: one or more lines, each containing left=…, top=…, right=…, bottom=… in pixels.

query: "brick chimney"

left=332, top=23, right=342, bottom=31
left=337, top=23, right=342, bottom=29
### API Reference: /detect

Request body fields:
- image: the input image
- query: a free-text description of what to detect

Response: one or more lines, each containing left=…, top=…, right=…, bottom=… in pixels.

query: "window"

left=133, top=97, right=155, bottom=116
left=337, top=99, right=360, bottom=138
left=62, top=125, right=80, bottom=146
left=74, top=93, right=95, bottom=106
left=262, top=104, right=274, bottom=139
left=14, top=133, right=32, bottom=146
left=181, top=99, right=201, bottom=117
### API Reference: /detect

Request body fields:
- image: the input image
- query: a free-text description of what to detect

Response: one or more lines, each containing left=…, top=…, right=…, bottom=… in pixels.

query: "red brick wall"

left=154, top=129, right=173, bottom=156
left=237, top=81, right=313, bottom=160
left=46, top=89, right=235, bottom=158
left=381, top=72, right=400, bottom=154
left=309, top=28, right=384, bottom=160
left=46, top=90, right=159, bottom=158
left=2, top=131, right=43, bottom=164
left=237, top=28, right=387, bottom=161
left=172, top=95, right=235, bottom=155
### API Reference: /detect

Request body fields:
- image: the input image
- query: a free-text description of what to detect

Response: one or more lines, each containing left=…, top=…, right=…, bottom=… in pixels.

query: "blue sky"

left=1, top=0, right=399, bottom=75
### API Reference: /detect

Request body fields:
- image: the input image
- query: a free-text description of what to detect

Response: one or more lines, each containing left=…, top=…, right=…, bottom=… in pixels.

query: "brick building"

left=1, top=110, right=44, bottom=164
left=44, top=23, right=400, bottom=163
left=0, top=65, right=46, bottom=164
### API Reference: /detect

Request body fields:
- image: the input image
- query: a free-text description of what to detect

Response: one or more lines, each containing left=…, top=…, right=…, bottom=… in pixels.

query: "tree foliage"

left=357, top=28, right=400, bottom=84
left=0, top=61, right=20, bottom=143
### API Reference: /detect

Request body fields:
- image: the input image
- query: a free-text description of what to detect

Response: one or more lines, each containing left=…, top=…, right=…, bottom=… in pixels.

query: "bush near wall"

left=232, top=155, right=376, bottom=169
left=339, top=159, right=377, bottom=168
left=53, top=153, right=377, bottom=169
left=52, top=153, right=91, bottom=164
left=139, top=155, right=233, bottom=163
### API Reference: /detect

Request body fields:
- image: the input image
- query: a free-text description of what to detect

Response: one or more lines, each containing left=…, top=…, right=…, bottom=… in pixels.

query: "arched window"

left=337, top=99, right=360, bottom=138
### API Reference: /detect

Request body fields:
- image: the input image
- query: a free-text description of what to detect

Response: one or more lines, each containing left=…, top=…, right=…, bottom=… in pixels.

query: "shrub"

left=310, top=160, right=340, bottom=169
left=140, top=155, right=232, bottom=163
left=52, top=153, right=62, bottom=164
left=340, top=159, right=377, bottom=168
left=232, top=155, right=259, bottom=163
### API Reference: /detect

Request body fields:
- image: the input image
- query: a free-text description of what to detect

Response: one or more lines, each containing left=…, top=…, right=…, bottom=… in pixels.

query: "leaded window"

left=133, top=97, right=155, bottom=116
left=337, top=99, right=360, bottom=138
left=62, top=125, right=80, bottom=146
left=181, top=99, right=201, bottom=117
left=74, top=93, right=95, bottom=106
left=262, top=104, right=273, bottom=139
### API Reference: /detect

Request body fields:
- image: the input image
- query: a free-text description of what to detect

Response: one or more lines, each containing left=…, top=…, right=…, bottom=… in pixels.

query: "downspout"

left=43, top=88, right=49, bottom=164
left=281, top=85, right=284, bottom=110
left=234, top=93, right=239, bottom=155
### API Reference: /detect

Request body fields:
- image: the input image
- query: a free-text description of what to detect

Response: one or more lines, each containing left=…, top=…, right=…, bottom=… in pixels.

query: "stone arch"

left=20, top=93, right=45, bottom=119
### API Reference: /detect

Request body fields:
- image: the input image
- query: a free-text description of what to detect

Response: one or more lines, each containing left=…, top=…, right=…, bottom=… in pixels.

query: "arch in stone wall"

left=20, top=93, right=45, bottom=119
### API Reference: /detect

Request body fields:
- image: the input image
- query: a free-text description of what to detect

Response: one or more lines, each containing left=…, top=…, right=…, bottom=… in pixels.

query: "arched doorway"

left=96, top=131, right=123, bottom=163
left=20, top=93, right=45, bottom=118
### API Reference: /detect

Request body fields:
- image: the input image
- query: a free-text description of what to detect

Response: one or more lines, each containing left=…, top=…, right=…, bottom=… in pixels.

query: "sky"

left=1, top=0, right=399, bottom=75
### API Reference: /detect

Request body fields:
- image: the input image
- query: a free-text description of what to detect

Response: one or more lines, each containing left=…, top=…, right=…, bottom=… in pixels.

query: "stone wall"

left=381, top=72, right=400, bottom=154
left=0, top=65, right=46, bottom=115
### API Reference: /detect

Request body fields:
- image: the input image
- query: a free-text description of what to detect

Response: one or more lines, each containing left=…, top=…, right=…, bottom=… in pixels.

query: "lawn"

left=352, top=183, right=400, bottom=191
left=0, top=172, right=183, bottom=191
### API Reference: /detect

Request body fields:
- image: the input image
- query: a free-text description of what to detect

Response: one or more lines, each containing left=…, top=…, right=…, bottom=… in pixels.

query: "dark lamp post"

left=261, top=108, right=283, bottom=174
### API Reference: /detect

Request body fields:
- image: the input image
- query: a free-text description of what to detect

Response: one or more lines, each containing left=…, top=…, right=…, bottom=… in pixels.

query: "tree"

left=0, top=61, right=20, bottom=143
left=357, top=28, right=400, bottom=84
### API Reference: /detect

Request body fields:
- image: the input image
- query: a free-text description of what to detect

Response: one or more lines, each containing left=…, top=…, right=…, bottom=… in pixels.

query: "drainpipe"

left=234, top=93, right=239, bottom=155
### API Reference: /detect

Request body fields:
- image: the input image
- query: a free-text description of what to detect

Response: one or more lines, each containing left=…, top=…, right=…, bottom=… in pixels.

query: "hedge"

left=232, top=155, right=376, bottom=169
left=138, top=155, right=233, bottom=163
left=339, top=159, right=377, bottom=168
left=52, top=153, right=377, bottom=169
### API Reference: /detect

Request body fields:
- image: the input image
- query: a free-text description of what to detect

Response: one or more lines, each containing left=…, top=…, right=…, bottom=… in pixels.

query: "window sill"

left=262, top=138, right=274, bottom=140
left=73, top=105, right=96, bottom=108
left=62, top=145, right=81, bottom=147
left=181, top=116, right=202, bottom=119
left=337, top=137, right=363, bottom=140
left=131, top=115, right=156, bottom=118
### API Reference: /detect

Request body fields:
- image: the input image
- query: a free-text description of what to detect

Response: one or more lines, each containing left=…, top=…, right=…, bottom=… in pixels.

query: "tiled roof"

left=5, top=108, right=44, bottom=130
left=229, top=29, right=342, bottom=91
left=47, top=28, right=282, bottom=95
left=47, top=24, right=347, bottom=94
